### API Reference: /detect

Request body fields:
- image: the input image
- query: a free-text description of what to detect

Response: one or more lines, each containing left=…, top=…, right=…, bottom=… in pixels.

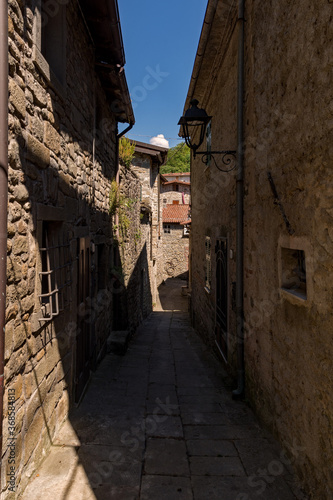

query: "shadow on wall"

left=112, top=242, right=153, bottom=332
left=5, top=3, right=152, bottom=495
left=5, top=111, right=150, bottom=500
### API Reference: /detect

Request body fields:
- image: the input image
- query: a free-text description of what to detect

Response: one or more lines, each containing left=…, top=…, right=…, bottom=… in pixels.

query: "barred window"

left=205, top=236, right=212, bottom=291
left=39, top=221, right=72, bottom=321
left=164, top=224, right=171, bottom=234
left=41, top=1, right=66, bottom=83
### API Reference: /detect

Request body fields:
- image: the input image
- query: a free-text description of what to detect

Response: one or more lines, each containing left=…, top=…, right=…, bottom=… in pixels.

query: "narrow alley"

left=20, top=280, right=305, bottom=500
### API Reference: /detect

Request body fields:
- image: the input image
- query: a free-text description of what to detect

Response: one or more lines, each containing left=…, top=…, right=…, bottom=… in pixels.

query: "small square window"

left=281, top=248, right=307, bottom=299
left=164, top=224, right=171, bottom=234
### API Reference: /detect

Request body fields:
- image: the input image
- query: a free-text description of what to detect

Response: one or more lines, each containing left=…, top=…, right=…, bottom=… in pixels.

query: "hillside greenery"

left=160, top=142, right=190, bottom=174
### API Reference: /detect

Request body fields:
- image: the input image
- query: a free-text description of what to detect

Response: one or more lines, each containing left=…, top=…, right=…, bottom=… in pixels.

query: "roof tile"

left=162, top=204, right=190, bottom=223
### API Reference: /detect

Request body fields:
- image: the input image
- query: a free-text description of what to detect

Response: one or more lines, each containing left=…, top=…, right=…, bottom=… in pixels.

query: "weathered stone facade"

left=162, top=224, right=189, bottom=280
left=4, top=1, right=133, bottom=497
left=114, top=141, right=167, bottom=331
left=161, top=184, right=191, bottom=206
left=162, top=203, right=190, bottom=280
left=161, top=172, right=191, bottom=206
left=184, top=0, right=333, bottom=498
left=129, top=142, right=168, bottom=298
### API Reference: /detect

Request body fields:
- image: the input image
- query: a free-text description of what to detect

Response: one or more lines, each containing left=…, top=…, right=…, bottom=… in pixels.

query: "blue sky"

left=118, top=1, right=208, bottom=149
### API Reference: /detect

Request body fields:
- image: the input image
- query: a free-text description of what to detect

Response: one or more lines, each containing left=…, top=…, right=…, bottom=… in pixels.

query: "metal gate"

left=215, top=238, right=228, bottom=360
left=75, top=237, right=91, bottom=403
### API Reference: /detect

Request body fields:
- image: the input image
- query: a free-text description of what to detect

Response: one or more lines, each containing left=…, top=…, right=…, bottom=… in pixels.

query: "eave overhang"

left=179, top=0, right=237, bottom=137
left=132, top=140, right=169, bottom=167
left=79, top=0, right=135, bottom=125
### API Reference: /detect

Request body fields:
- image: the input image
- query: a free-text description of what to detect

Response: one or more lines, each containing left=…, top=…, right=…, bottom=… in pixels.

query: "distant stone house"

left=162, top=204, right=190, bottom=280
left=160, top=172, right=191, bottom=206
left=3, top=0, right=133, bottom=496
left=114, top=141, right=167, bottom=327
left=183, top=0, right=333, bottom=498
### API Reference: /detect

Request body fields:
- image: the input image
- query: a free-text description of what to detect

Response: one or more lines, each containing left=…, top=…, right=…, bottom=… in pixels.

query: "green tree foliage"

left=160, top=142, right=190, bottom=174
left=119, top=136, right=135, bottom=168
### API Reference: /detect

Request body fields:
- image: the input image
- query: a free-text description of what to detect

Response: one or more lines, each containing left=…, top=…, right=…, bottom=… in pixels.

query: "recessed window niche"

left=281, top=247, right=307, bottom=299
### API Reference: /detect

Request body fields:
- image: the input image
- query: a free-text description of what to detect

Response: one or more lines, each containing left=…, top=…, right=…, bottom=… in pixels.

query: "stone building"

left=182, top=0, right=333, bottom=498
left=3, top=0, right=133, bottom=496
left=161, top=172, right=191, bottom=206
left=162, top=204, right=190, bottom=280
left=114, top=141, right=167, bottom=329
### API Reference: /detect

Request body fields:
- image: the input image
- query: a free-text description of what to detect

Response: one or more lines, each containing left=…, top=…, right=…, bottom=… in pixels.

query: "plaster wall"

left=243, top=1, right=333, bottom=496
left=189, top=0, right=333, bottom=496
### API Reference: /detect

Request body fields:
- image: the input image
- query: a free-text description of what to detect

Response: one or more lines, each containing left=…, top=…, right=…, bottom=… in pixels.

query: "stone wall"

left=4, top=1, right=121, bottom=496
left=130, top=152, right=164, bottom=301
left=189, top=1, right=238, bottom=357
left=162, top=225, right=189, bottom=280
left=188, top=0, right=333, bottom=497
left=161, top=184, right=191, bottom=206
left=115, top=164, right=152, bottom=331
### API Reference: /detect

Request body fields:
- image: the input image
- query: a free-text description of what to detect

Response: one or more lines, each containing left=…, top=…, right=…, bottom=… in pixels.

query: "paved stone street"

left=21, top=280, right=306, bottom=500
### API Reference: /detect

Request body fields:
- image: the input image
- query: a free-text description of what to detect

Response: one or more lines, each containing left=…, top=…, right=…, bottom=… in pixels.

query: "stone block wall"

left=161, top=184, right=191, bottom=206
left=4, top=1, right=120, bottom=496
left=162, top=225, right=189, bottom=280
left=130, top=152, right=164, bottom=300
left=116, top=164, right=153, bottom=331
left=189, top=1, right=238, bottom=357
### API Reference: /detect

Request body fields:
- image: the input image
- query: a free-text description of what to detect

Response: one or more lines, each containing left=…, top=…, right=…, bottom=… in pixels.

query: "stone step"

left=107, top=330, right=131, bottom=355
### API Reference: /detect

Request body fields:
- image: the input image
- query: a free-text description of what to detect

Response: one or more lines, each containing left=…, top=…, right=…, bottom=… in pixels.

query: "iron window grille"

left=205, top=236, right=212, bottom=290
left=164, top=224, right=171, bottom=234
left=38, top=222, right=72, bottom=321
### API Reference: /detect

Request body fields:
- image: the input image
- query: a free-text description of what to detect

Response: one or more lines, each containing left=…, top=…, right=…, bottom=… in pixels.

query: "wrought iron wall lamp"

left=178, top=99, right=236, bottom=172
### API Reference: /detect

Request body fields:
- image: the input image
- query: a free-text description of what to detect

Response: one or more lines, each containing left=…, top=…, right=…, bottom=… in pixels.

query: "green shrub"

left=119, top=137, right=135, bottom=168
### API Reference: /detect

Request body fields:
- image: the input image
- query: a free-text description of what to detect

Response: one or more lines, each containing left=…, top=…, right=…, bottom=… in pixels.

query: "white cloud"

left=149, top=134, right=169, bottom=148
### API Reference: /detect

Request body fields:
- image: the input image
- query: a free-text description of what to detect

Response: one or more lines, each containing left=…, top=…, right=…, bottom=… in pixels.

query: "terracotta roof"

left=163, top=204, right=190, bottom=223
left=162, top=180, right=191, bottom=186
left=162, top=172, right=190, bottom=178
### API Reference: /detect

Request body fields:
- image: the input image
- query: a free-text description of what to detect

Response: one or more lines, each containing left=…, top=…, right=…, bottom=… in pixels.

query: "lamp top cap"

left=183, top=99, right=211, bottom=122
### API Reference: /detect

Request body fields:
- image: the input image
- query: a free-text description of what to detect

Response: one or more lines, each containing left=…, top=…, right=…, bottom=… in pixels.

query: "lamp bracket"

left=194, top=150, right=237, bottom=172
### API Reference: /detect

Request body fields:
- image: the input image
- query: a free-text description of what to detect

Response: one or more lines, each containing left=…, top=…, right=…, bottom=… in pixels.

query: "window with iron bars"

left=38, top=221, right=72, bottom=321
left=205, top=236, right=212, bottom=291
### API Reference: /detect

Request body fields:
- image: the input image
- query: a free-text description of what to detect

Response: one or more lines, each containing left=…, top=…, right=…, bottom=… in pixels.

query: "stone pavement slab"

left=144, top=438, right=189, bottom=476
left=20, top=279, right=306, bottom=500
left=140, top=476, right=192, bottom=500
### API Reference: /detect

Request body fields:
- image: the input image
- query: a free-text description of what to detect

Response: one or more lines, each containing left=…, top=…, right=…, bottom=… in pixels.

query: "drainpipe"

left=0, top=0, right=8, bottom=485
left=117, top=122, right=133, bottom=140
left=232, top=0, right=245, bottom=400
